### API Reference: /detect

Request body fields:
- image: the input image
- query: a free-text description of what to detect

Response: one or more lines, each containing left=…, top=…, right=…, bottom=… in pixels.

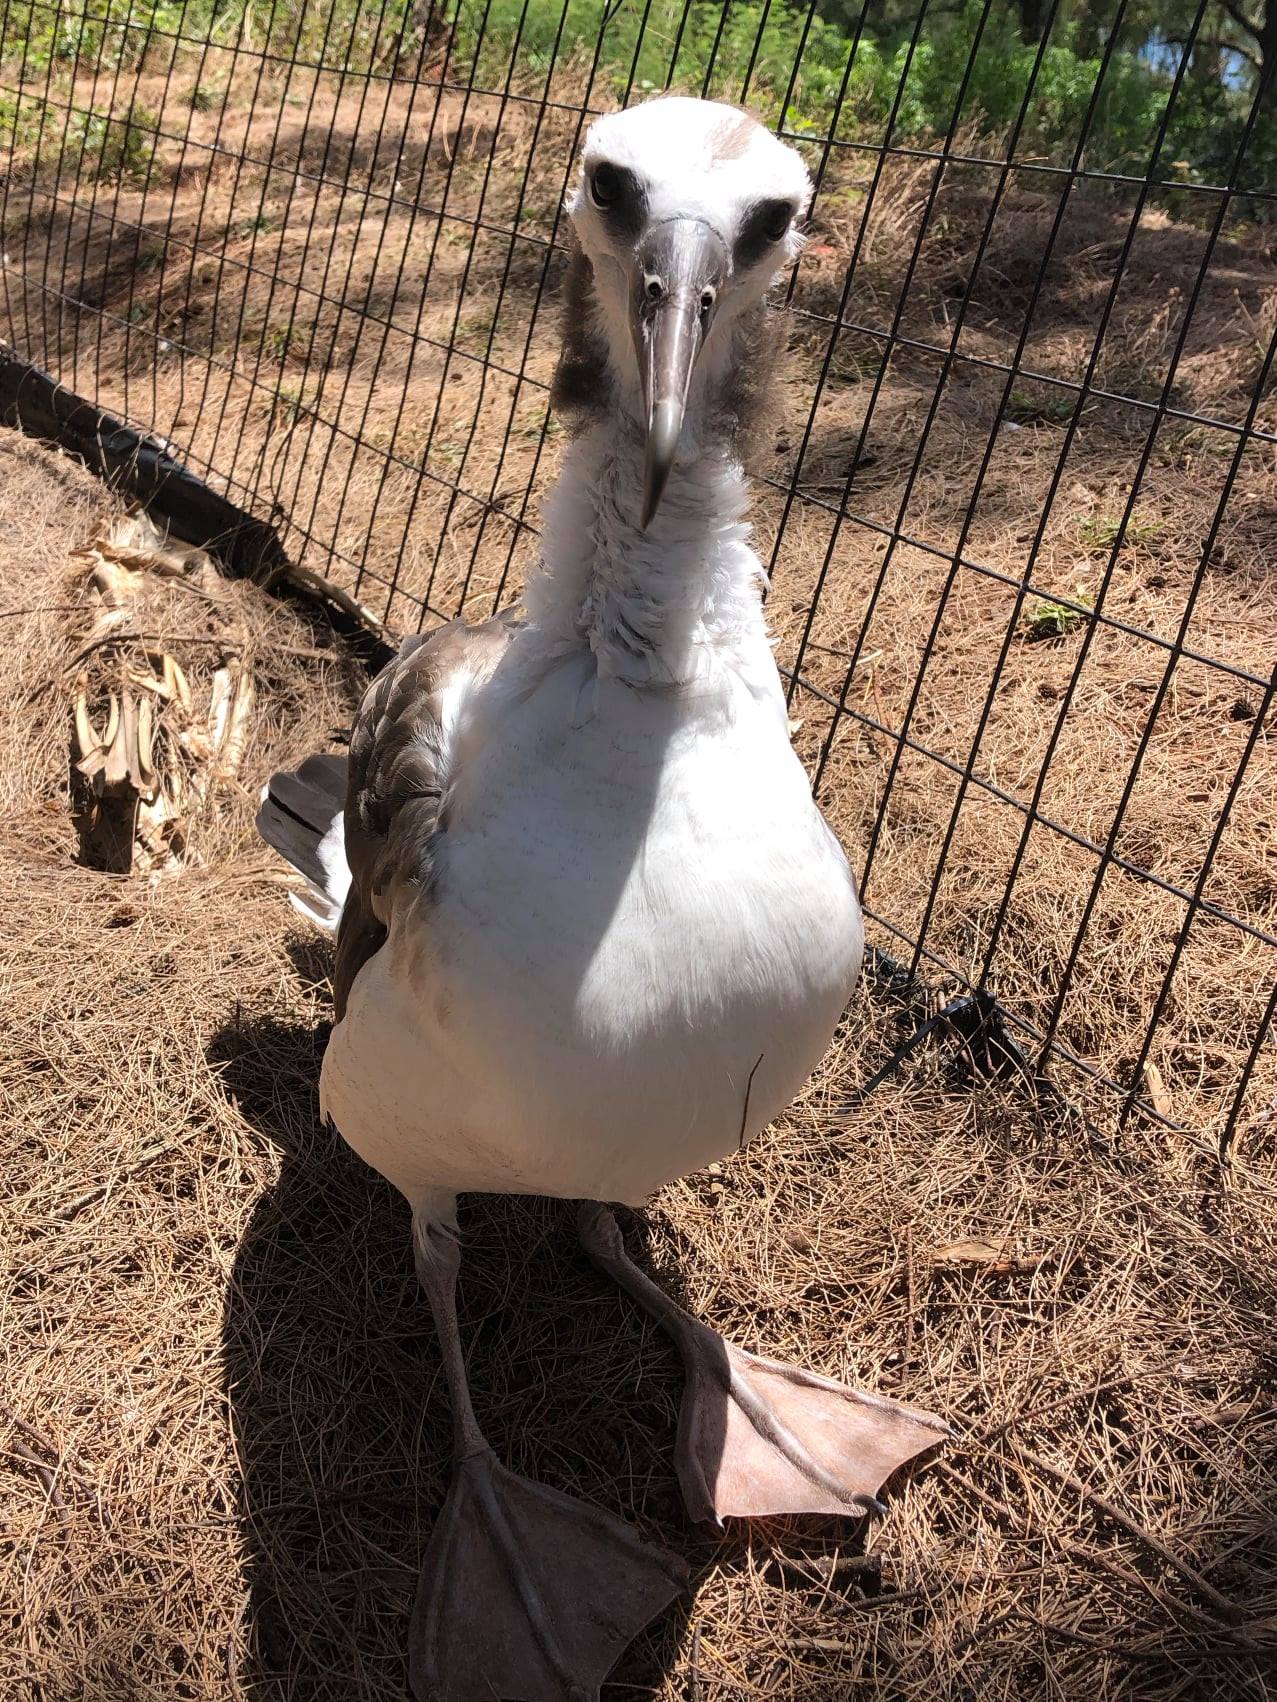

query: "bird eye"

left=762, top=200, right=795, bottom=243
left=590, top=163, right=622, bottom=209
left=734, top=197, right=799, bottom=269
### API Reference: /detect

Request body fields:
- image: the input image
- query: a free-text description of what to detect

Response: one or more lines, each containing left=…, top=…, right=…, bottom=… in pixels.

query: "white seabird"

left=258, top=95, right=945, bottom=1702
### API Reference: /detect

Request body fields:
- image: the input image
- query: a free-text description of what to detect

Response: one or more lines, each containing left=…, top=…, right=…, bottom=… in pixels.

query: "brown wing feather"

left=333, top=614, right=517, bottom=1019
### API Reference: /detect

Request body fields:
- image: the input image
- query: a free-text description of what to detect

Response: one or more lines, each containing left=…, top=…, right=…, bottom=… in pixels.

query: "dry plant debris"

left=2, top=430, right=1276, bottom=1701
left=67, top=517, right=258, bottom=874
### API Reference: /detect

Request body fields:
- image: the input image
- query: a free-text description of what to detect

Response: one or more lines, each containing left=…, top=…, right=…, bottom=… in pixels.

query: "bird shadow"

left=209, top=994, right=727, bottom=1699
left=212, top=935, right=902, bottom=1697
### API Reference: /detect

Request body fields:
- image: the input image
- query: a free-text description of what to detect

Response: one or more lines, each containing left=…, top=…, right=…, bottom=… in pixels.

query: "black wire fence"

left=2, top=0, right=1274, bottom=1151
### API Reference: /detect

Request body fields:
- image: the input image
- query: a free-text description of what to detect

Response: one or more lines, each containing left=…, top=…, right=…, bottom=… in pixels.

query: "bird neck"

left=524, top=411, right=768, bottom=689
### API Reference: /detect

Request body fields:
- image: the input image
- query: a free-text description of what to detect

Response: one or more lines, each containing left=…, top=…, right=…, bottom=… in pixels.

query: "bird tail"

left=256, top=752, right=351, bottom=933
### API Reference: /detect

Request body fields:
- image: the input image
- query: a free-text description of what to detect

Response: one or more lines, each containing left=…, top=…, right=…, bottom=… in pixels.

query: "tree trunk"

left=1259, top=0, right=1277, bottom=113
left=1017, top=0, right=1045, bottom=44
left=1191, top=39, right=1222, bottom=85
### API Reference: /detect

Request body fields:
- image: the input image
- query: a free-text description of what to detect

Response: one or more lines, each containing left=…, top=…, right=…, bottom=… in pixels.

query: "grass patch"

left=182, top=82, right=219, bottom=112
left=1023, top=587, right=1093, bottom=641
left=1078, top=512, right=1163, bottom=553
left=1005, top=388, right=1076, bottom=427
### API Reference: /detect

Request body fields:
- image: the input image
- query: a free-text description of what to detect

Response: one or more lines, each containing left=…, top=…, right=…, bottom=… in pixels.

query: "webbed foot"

left=576, top=1201, right=947, bottom=1528
left=409, top=1447, right=687, bottom=1701
left=672, top=1326, right=948, bottom=1525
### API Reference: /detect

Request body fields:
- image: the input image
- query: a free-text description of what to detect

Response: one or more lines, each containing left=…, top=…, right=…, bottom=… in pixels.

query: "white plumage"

left=321, top=434, right=862, bottom=1209
left=258, top=95, right=943, bottom=1702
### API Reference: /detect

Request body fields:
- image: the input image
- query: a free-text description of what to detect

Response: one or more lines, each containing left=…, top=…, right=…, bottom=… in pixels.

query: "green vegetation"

left=234, top=211, right=280, bottom=238
left=273, top=381, right=316, bottom=423
left=450, top=0, right=1274, bottom=214
left=1024, top=586, right=1093, bottom=639
left=86, top=104, right=158, bottom=181
left=1006, top=387, right=1078, bottom=425
left=182, top=81, right=219, bottom=111
left=1078, top=510, right=1163, bottom=550
left=1, top=0, right=1273, bottom=218
left=0, top=88, right=157, bottom=181
left=262, top=318, right=315, bottom=362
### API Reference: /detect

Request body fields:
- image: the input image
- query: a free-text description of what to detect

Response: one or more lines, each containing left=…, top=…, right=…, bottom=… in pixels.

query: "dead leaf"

left=931, top=1238, right=1045, bottom=1275
left=1142, top=1061, right=1174, bottom=1120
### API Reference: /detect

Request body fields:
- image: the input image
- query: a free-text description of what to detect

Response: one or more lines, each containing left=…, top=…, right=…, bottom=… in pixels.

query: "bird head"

left=562, top=97, right=811, bottom=527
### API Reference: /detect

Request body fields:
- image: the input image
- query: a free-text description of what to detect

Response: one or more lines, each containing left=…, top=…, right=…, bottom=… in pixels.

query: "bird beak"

left=633, top=219, right=728, bottom=528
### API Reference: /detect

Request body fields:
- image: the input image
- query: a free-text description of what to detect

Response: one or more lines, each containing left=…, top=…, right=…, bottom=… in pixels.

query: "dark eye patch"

left=587, top=160, right=646, bottom=240
left=734, top=197, right=798, bottom=269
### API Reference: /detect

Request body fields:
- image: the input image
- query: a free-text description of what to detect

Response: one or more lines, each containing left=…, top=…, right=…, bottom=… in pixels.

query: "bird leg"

left=407, top=1204, right=687, bottom=1702
left=576, top=1202, right=947, bottom=1528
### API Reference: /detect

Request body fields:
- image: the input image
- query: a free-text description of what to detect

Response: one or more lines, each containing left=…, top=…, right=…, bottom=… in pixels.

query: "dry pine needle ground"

left=1, top=425, right=1276, bottom=1701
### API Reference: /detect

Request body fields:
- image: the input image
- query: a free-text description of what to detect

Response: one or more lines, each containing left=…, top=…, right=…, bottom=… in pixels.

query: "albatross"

left=258, top=95, right=945, bottom=1702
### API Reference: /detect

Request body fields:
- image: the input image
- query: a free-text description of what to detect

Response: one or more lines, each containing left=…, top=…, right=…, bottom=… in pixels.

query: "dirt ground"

left=2, top=36, right=1277, bottom=1702
left=2, top=427, right=1277, bottom=1702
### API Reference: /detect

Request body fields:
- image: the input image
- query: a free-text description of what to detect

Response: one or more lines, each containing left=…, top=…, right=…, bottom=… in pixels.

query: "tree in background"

left=1199, top=0, right=1276, bottom=109
left=815, top=0, right=1275, bottom=112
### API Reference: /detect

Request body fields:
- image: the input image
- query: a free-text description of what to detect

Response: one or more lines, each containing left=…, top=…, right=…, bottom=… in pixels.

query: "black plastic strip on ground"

left=0, top=344, right=398, bottom=673
left=0, top=344, right=285, bottom=575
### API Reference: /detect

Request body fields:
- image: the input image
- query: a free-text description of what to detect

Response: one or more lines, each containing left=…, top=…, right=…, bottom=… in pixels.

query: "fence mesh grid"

left=2, top=0, right=1274, bottom=1148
